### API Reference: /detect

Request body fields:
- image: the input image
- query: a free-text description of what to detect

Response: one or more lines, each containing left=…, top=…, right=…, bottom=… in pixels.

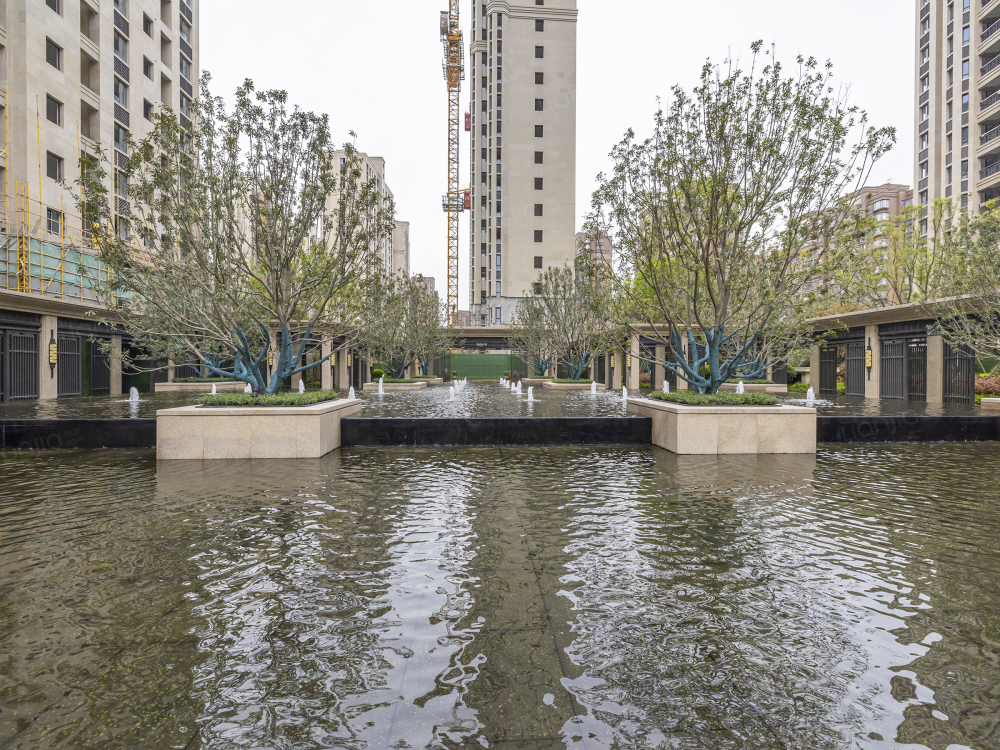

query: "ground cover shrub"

left=724, top=378, right=773, bottom=384
left=837, top=382, right=846, bottom=395
left=788, top=382, right=810, bottom=393
left=198, top=391, right=340, bottom=407
left=639, top=372, right=652, bottom=385
left=976, top=374, right=1000, bottom=396
left=382, top=378, right=422, bottom=383
left=649, top=390, right=780, bottom=406
left=172, top=377, right=235, bottom=383
left=373, top=369, right=385, bottom=380
left=552, top=378, right=594, bottom=384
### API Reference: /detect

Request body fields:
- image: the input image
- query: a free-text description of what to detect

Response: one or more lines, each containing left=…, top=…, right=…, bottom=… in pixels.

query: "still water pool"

left=1, top=444, right=998, bottom=748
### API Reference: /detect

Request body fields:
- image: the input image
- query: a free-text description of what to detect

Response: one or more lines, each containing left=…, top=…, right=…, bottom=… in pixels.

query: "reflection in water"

left=1, top=445, right=999, bottom=748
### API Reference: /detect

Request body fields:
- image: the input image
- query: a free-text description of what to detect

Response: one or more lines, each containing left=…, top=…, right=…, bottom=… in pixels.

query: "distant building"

left=456, top=310, right=471, bottom=327
left=415, top=276, right=436, bottom=294
left=575, top=232, right=612, bottom=267
left=393, top=221, right=410, bottom=275
left=328, top=149, right=398, bottom=274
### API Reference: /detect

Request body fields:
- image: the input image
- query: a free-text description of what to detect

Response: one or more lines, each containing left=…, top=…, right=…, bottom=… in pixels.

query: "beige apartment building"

left=0, top=0, right=198, bottom=401
left=468, top=0, right=577, bottom=326
left=574, top=230, right=610, bottom=267
left=915, top=0, right=1000, bottom=214
left=392, top=220, right=409, bottom=276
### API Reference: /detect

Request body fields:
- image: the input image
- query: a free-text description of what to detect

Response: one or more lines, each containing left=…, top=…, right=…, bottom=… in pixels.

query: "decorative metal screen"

left=819, top=346, right=838, bottom=395
left=91, top=340, right=111, bottom=396
left=57, top=335, right=82, bottom=397
left=907, top=339, right=927, bottom=402
left=943, top=341, right=975, bottom=404
left=845, top=343, right=866, bottom=397
left=880, top=339, right=906, bottom=400
left=5, top=331, right=39, bottom=401
left=174, top=362, right=201, bottom=379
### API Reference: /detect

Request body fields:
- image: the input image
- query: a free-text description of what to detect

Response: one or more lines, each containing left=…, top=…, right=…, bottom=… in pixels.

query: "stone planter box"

left=718, top=382, right=789, bottom=394
left=156, top=398, right=362, bottom=459
left=415, top=377, right=444, bottom=385
left=543, top=382, right=607, bottom=391
left=626, top=397, right=815, bottom=454
left=362, top=381, right=428, bottom=392
left=982, top=398, right=1000, bottom=410
left=155, top=381, right=246, bottom=393
left=522, top=377, right=554, bottom=386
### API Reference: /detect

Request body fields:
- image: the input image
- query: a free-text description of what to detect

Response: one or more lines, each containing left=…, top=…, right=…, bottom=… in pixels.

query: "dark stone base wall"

left=341, top=418, right=653, bottom=447
left=817, top=416, right=1000, bottom=443
left=1, top=420, right=157, bottom=450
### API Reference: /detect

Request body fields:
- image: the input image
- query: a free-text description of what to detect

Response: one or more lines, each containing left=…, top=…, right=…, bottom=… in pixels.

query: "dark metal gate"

left=4, top=331, right=39, bottom=401
left=943, top=341, right=975, bottom=404
left=819, top=346, right=838, bottom=395
left=91, top=340, right=111, bottom=396
left=907, top=339, right=927, bottom=402
left=880, top=339, right=906, bottom=400
left=174, top=362, right=200, bottom=379
left=844, top=342, right=866, bottom=397
left=58, top=335, right=82, bottom=397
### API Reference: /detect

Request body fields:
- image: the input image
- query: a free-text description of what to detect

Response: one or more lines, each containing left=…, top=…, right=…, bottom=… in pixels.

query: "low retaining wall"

left=818, top=416, right=1000, bottom=443
left=341, top=418, right=651, bottom=446
left=1, top=419, right=157, bottom=450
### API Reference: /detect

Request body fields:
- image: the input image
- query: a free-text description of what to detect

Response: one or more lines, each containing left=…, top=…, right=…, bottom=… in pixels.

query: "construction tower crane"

left=440, top=2, right=466, bottom=326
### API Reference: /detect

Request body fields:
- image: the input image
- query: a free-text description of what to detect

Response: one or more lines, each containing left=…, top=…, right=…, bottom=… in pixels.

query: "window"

left=921, top=104, right=929, bottom=121
left=963, top=60, right=969, bottom=80
left=922, top=47, right=930, bottom=63
left=964, top=0, right=970, bottom=9
left=46, top=39, right=62, bottom=70
left=535, top=19, right=544, bottom=31
left=114, top=123, right=128, bottom=152
left=871, top=199, right=890, bottom=211
left=114, top=31, right=128, bottom=60
left=962, top=93, right=969, bottom=112
left=535, top=45, right=544, bottom=58
left=534, top=230, right=543, bottom=242
left=46, top=95, right=62, bottom=126
left=535, top=98, right=543, bottom=111
left=948, top=102, right=953, bottom=118
left=532, top=282, right=542, bottom=295
left=921, top=132, right=929, bottom=149
left=534, top=177, right=543, bottom=190
left=143, top=14, right=153, bottom=36
left=496, top=282, right=501, bottom=297
left=534, top=256, right=543, bottom=268
left=46, top=152, right=63, bottom=180
left=921, top=18, right=929, bottom=34
left=46, top=0, right=61, bottom=14
left=144, top=57, right=154, bottom=79
left=534, top=204, right=543, bottom=216
left=535, top=72, right=544, bottom=84
left=496, top=255, right=501, bottom=268
left=114, top=0, right=127, bottom=15
left=535, top=125, right=543, bottom=137
left=919, top=190, right=928, bottom=205
left=180, top=57, right=192, bottom=81
left=481, top=267, right=487, bottom=281
left=144, top=99, right=154, bottom=121
left=536, top=0, right=544, bottom=4
left=495, top=307, right=501, bottom=323
left=921, top=76, right=929, bottom=92
left=947, top=166, right=953, bottom=183
left=962, top=126, right=969, bottom=145
left=46, top=208, right=62, bottom=234
left=921, top=162, right=929, bottom=178
left=963, top=27, right=970, bottom=45
left=114, top=77, right=129, bottom=107
left=535, top=151, right=544, bottom=165
left=947, top=133, right=953, bottom=150
left=961, top=160, right=968, bottom=178
left=180, top=18, right=191, bottom=43
left=948, top=69, right=954, bottom=86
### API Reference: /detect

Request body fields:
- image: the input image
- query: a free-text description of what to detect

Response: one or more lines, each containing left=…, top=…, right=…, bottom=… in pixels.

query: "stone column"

left=321, top=339, right=333, bottom=391
left=653, top=345, right=665, bottom=390
left=39, top=316, right=58, bottom=400
left=611, top=351, right=622, bottom=391
left=363, top=357, right=372, bottom=384
left=809, top=344, right=820, bottom=389
left=110, top=336, right=123, bottom=396
left=167, top=358, right=176, bottom=382
left=926, top=334, right=944, bottom=403
left=627, top=335, right=640, bottom=391
left=336, top=345, right=349, bottom=391
left=864, top=325, right=880, bottom=400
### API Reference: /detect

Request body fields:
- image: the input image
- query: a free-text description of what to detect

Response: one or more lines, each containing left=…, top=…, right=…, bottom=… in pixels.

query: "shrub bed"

left=198, top=391, right=340, bottom=407
left=724, top=378, right=773, bottom=384
left=648, top=390, right=780, bottom=406
left=787, top=382, right=810, bottom=393
left=976, top=374, right=1000, bottom=396
left=552, top=378, right=594, bottom=384
left=381, top=378, right=423, bottom=384
left=172, top=377, right=235, bottom=383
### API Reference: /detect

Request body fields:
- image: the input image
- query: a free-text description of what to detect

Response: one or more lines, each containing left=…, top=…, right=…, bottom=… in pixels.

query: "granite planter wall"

left=543, top=382, right=607, bottom=391
left=522, top=377, right=554, bottom=386
left=361, top=382, right=428, bottom=392
left=626, top=397, right=816, bottom=454
left=155, top=381, right=246, bottom=393
left=718, top=382, right=789, bottom=394
left=156, top=398, right=363, bottom=459
left=415, top=377, right=444, bottom=385
left=982, top=398, right=1000, bottom=410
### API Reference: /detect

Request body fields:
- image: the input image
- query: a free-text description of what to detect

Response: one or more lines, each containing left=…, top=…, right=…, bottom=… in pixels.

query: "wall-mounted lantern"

left=48, top=330, right=57, bottom=377
left=865, top=338, right=874, bottom=380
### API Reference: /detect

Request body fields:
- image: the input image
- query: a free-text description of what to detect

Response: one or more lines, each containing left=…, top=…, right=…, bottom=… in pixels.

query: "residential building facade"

left=0, top=0, right=199, bottom=401
left=914, top=0, right=1000, bottom=216
left=328, top=149, right=398, bottom=275
left=468, top=0, right=577, bottom=326
left=574, top=230, right=611, bottom=267
left=392, top=220, right=410, bottom=276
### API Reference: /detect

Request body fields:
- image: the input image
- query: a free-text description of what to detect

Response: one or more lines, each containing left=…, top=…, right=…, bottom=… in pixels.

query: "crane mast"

left=440, top=1, right=465, bottom=326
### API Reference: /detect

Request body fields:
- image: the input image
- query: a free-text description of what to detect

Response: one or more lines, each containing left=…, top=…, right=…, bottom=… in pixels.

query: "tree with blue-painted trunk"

left=587, top=43, right=895, bottom=393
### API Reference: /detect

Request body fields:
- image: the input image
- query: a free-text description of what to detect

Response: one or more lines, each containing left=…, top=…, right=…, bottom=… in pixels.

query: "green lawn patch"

left=552, top=378, right=594, bottom=384
left=172, top=377, right=236, bottom=383
left=649, top=390, right=780, bottom=406
left=198, top=391, right=341, bottom=407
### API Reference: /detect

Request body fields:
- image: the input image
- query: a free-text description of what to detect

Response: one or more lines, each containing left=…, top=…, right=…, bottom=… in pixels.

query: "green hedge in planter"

left=552, top=378, right=594, bottom=384
left=648, top=390, right=780, bottom=406
left=724, top=378, right=774, bottom=384
left=172, top=377, right=236, bottom=383
left=198, top=391, right=341, bottom=407
left=382, top=378, right=422, bottom=383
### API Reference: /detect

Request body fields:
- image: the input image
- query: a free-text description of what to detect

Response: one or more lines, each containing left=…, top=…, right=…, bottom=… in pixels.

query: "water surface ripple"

left=1, top=444, right=998, bottom=748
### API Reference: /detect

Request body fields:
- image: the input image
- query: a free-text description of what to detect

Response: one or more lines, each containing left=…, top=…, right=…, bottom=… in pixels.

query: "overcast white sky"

left=201, top=0, right=914, bottom=300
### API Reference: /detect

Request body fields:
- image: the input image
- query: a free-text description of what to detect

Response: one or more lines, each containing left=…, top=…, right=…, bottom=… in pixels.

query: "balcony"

left=981, top=17, right=1000, bottom=53
left=980, top=123, right=1000, bottom=156
left=979, top=159, right=1000, bottom=189
left=981, top=54, right=1000, bottom=85
left=981, top=89, right=1000, bottom=112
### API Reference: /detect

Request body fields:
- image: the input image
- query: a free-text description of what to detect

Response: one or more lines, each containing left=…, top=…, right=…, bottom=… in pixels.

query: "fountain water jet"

left=348, top=386, right=356, bottom=400
left=377, top=377, right=384, bottom=395
left=590, top=381, right=597, bottom=396
left=527, top=386, right=534, bottom=402
left=623, top=386, right=628, bottom=401
left=210, top=383, right=217, bottom=395
left=736, top=381, right=745, bottom=394
left=299, top=380, right=306, bottom=394
left=805, top=386, right=816, bottom=405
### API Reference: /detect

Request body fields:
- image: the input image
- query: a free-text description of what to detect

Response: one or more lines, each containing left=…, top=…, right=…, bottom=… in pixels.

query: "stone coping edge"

left=627, top=397, right=815, bottom=415
left=156, top=399, right=362, bottom=417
